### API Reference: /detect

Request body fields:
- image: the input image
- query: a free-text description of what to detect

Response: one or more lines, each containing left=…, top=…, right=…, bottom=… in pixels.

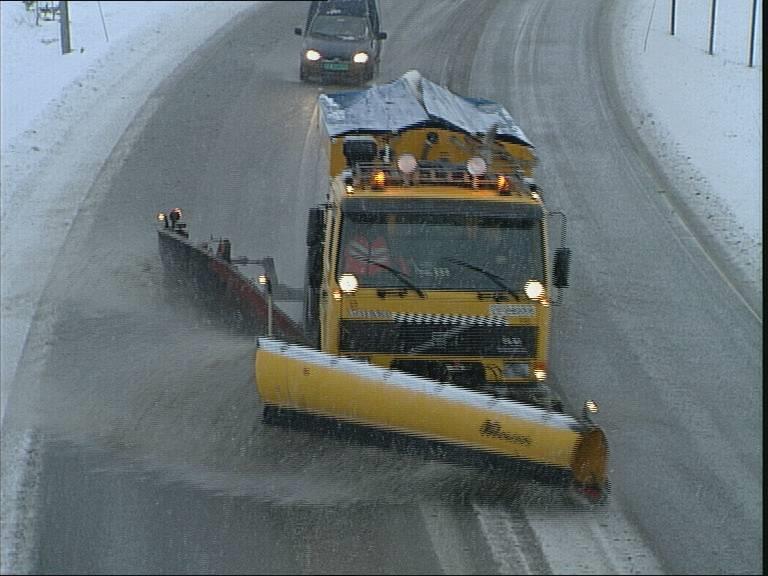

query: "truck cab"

left=305, top=73, right=571, bottom=404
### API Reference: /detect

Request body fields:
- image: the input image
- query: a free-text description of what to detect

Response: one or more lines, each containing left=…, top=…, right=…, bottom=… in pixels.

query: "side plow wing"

left=157, top=227, right=306, bottom=343
left=255, top=338, right=608, bottom=495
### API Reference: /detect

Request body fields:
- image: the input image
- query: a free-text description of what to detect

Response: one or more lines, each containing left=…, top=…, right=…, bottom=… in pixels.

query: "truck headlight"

left=352, top=52, right=369, bottom=63
left=503, top=362, right=530, bottom=378
left=305, top=49, right=321, bottom=61
left=338, top=273, right=359, bottom=294
left=524, top=279, right=545, bottom=300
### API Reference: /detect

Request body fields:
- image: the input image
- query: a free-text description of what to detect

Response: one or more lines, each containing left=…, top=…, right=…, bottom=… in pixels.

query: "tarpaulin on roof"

left=319, top=70, right=533, bottom=147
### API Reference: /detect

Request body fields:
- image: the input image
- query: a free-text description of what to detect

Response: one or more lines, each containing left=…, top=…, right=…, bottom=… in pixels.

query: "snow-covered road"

left=2, top=0, right=761, bottom=422
left=0, top=1, right=761, bottom=574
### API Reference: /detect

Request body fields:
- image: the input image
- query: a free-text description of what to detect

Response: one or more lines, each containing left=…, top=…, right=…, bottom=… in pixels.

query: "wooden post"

left=60, top=1, right=72, bottom=54
left=670, top=0, right=676, bottom=36
left=748, top=0, right=758, bottom=67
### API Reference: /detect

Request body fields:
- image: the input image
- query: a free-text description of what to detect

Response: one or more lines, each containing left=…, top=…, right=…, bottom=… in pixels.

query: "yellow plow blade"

left=255, top=338, right=608, bottom=493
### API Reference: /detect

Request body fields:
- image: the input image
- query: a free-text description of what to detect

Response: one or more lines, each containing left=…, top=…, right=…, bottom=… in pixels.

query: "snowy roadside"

left=1, top=1, right=262, bottom=423
left=1, top=4, right=262, bottom=573
left=614, top=0, right=762, bottom=313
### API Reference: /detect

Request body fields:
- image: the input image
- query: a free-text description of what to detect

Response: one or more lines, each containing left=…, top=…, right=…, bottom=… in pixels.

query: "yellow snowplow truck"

left=255, top=71, right=608, bottom=499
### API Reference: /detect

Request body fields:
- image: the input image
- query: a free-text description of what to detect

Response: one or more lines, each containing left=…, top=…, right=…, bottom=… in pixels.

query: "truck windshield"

left=338, top=212, right=544, bottom=291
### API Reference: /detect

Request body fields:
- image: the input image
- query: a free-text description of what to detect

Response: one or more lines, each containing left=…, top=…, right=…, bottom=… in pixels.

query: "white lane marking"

left=418, top=500, right=475, bottom=575
left=473, top=504, right=538, bottom=574
left=0, top=429, right=44, bottom=576
left=522, top=500, right=665, bottom=575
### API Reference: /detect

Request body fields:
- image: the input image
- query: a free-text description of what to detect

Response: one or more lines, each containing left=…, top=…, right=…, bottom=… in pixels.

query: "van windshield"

left=318, top=0, right=368, bottom=18
left=310, top=15, right=369, bottom=40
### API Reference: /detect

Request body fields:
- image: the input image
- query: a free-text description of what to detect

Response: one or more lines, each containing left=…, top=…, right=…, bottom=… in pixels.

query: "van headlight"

left=352, top=52, right=369, bottom=63
left=305, top=49, right=321, bottom=61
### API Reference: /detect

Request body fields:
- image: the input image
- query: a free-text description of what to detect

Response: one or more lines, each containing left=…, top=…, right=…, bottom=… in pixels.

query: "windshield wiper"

left=443, top=257, right=521, bottom=300
left=357, top=257, right=425, bottom=298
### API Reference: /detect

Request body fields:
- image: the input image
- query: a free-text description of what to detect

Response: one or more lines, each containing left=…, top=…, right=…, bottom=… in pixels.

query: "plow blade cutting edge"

left=255, top=338, right=608, bottom=496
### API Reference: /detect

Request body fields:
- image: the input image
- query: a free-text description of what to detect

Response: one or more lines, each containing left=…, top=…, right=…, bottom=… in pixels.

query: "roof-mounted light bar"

left=466, top=156, right=487, bottom=176
left=346, top=157, right=542, bottom=199
left=397, top=153, right=417, bottom=174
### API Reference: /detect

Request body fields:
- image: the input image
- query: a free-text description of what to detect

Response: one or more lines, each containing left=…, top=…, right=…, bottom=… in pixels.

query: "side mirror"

left=553, top=247, right=571, bottom=288
left=378, top=32, right=387, bottom=40
left=294, top=27, right=303, bottom=36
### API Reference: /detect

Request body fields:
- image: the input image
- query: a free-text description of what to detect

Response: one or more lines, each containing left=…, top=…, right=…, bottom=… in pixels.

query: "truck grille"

left=339, top=321, right=536, bottom=357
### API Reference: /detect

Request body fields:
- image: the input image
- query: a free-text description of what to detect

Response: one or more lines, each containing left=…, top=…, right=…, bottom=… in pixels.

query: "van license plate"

left=323, top=62, right=349, bottom=71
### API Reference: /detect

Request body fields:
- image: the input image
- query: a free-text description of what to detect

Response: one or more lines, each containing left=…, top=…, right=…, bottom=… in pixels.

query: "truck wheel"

left=262, top=404, right=278, bottom=423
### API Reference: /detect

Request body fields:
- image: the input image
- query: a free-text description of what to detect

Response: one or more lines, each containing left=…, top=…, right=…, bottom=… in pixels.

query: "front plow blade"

left=255, top=338, right=608, bottom=495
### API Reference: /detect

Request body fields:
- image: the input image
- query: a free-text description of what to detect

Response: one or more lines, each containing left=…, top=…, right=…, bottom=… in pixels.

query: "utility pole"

left=748, top=0, right=758, bottom=67
left=60, top=1, right=72, bottom=54
left=707, top=0, right=717, bottom=55
left=670, top=0, right=676, bottom=36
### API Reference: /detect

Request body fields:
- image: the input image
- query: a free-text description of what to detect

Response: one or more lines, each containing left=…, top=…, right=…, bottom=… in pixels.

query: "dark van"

left=294, top=0, right=386, bottom=84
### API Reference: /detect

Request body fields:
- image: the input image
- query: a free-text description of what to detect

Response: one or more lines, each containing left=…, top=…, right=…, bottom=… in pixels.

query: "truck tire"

left=262, top=404, right=278, bottom=424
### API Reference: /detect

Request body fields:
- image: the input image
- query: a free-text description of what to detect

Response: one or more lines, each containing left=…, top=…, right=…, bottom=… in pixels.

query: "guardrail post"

left=60, top=1, right=71, bottom=54
left=670, top=0, right=676, bottom=35
left=748, top=0, right=758, bottom=67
